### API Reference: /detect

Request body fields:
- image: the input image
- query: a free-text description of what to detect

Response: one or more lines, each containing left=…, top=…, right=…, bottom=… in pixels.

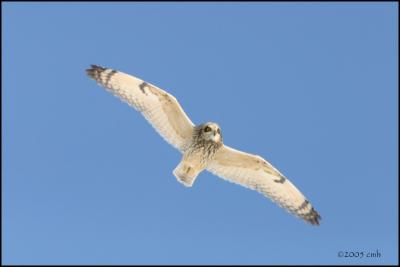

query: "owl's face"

left=201, top=122, right=222, bottom=143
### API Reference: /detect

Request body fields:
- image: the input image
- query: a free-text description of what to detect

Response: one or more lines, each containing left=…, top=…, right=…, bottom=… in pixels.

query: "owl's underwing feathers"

left=86, top=65, right=321, bottom=226
left=86, top=65, right=194, bottom=151
left=207, top=145, right=321, bottom=225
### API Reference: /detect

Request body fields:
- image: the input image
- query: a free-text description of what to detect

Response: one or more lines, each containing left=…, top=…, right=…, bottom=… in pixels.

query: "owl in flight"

left=86, top=65, right=321, bottom=226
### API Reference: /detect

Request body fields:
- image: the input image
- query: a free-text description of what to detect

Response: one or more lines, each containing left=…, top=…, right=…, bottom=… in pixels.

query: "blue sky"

left=2, top=2, right=398, bottom=265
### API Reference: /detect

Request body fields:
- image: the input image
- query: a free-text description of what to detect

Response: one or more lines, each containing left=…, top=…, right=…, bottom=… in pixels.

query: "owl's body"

left=174, top=123, right=223, bottom=187
left=86, top=65, right=322, bottom=226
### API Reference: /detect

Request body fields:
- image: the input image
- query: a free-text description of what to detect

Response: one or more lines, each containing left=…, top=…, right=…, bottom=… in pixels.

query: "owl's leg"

left=173, top=160, right=202, bottom=187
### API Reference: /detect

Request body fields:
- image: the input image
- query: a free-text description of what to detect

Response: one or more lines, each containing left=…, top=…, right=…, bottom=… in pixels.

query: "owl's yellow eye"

left=204, top=126, right=211, bottom=132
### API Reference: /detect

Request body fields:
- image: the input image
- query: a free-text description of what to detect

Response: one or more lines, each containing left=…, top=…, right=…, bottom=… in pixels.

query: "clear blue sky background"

left=2, top=3, right=398, bottom=265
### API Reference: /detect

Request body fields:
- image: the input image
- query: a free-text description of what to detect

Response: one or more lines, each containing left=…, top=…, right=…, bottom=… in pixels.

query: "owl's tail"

left=173, top=161, right=202, bottom=187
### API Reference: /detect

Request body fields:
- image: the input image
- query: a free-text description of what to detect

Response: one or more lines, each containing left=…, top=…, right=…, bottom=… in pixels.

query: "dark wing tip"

left=88, top=64, right=105, bottom=70
left=305, top=208, right=322, bottom=226
left=86, top=64, right=106, bottom=79
left=293, top=199, right=321, bottom=226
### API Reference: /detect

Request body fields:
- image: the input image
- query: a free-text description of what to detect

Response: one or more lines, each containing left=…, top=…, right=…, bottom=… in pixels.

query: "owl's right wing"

left=207, top=145, right=321, bottom=225
left=86, top=65, right=195, bottom=152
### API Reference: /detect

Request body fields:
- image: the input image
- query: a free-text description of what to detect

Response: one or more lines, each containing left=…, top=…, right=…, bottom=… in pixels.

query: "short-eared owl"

left=86, top=65, right=321, bottom=225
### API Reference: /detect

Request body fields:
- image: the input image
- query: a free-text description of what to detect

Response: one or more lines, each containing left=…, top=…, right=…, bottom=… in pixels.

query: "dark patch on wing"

left=273, top=175, right=286, bottom=184
left=104, top=69, right=117, bottom=86
left=294, top=199, right=310, bottom=212
left=139, top=82, right=148, bottom=95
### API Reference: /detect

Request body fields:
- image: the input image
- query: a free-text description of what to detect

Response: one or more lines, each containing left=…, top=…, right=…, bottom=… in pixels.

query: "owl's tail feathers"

left=173, top=161, right=202, bottom=187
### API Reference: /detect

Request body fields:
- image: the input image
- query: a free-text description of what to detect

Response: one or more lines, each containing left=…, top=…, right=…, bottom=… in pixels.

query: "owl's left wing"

left=86, top=65, right=194, bottom=151
left=206, top=145, right=321, bottom=225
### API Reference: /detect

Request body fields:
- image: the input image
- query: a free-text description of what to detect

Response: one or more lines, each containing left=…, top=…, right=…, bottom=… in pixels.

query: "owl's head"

left=199, top=122, right=222, bottom=143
